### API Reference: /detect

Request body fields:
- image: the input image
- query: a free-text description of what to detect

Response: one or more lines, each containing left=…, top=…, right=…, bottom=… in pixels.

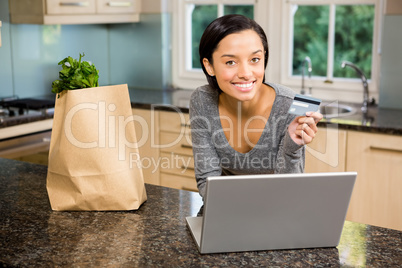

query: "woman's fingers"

left=288, top=112, right=323, bottom=146
left=298, top=123, right=315, bottom=136
left=306, top=111, right=324, bottom=123
left=295, top=112, right=323, bottom=144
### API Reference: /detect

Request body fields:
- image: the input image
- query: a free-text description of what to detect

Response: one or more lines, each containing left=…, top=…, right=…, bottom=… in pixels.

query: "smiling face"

left=202, top=30, right=266, bottom=102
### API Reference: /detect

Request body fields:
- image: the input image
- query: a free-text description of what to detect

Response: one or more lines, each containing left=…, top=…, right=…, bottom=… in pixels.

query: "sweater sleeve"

left=274, top=115, right=305, bottom=174
left=189, top=89, right=222, bottom=199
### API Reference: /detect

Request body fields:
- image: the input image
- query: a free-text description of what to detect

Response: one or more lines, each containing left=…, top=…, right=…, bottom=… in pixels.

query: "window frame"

left=172, top=0, right=383, bottom=103
left=280, top=0, right=382, bottom=99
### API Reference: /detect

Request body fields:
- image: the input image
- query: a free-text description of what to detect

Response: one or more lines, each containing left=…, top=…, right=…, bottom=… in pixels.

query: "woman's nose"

left=237, top=63, right=252, bottom=79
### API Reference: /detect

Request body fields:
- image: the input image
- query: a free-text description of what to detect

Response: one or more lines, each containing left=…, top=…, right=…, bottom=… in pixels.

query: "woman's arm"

left=189, top=91, right=222, bottom=199
left=274, top=128, right=305, bottom=174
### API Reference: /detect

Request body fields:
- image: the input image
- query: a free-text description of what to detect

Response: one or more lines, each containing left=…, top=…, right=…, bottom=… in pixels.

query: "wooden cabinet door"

left=159, top=110, right=196, bottom=191
left=160, top=173, right=198, bottom=192
left=159, top=110, right=190, bottom=134
left=9, top=0, right=140, bottom=24
left=346, top=131, right=402, bottom=231
left=305, top=127, right=347, bottom=173
left=159, top=132, right=192, bottom=156
left=159, top=152, right=195, bottom=178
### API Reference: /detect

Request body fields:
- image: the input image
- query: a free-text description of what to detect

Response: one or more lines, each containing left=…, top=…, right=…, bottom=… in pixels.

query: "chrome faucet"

left=341, top=61, right=369, bottom=113
left=301, top=56, right=312, bottom=95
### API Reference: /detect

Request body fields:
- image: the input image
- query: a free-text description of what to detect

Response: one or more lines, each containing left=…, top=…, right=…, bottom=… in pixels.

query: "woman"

left=190, top=14, right=322, bottom=214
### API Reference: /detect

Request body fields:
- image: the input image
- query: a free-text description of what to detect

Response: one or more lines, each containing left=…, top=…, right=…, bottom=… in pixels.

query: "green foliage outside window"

left=334, top=5, right=374, bottom=78
left=191, top=5, right=218, bottom=69
left=293, top=5, right=374, bottom=79
left=293, top=5, right=329, bottom=77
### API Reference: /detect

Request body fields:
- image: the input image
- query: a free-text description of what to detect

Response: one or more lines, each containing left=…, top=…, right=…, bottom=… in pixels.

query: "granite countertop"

left=0, top=158, right=401, bottom=267
left=1, top=87, right=402, bottom=135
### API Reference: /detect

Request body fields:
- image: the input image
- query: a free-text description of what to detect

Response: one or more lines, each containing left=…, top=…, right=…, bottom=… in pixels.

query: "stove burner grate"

left=0, top=98, right=55, bottom=111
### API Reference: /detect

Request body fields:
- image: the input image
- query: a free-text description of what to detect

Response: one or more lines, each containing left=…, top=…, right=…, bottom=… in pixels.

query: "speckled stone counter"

left=0, top=158, right=401, bottom=267
left=318, top=102, right=402, bottom=135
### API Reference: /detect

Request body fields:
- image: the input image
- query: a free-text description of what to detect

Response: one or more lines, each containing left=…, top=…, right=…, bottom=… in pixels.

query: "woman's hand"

left=288, top=111, right=323, bottom=146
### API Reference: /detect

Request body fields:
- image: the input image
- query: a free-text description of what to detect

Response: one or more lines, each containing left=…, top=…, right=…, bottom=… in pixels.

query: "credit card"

left=288, top=94, right=321, bottom=116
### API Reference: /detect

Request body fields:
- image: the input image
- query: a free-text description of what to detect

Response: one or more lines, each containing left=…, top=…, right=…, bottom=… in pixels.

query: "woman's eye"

left=251, top=58, right=260, bottom=63
left=226, top=60, right=236, bottom=66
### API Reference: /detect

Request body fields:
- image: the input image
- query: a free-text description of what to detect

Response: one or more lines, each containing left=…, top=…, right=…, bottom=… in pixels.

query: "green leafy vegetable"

left=51, top=53, right=99, bottom=95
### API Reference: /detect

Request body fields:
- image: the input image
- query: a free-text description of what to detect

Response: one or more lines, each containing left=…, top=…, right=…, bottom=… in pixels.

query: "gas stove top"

left=0, top=97, right=55, bottom=125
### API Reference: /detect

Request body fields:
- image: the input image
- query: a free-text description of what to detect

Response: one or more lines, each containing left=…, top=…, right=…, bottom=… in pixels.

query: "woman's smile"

left=232, top=81, right=255, bottom=92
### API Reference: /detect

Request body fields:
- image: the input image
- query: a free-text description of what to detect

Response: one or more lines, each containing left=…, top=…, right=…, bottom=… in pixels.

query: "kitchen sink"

left=319, top=102, right=356, bottom=119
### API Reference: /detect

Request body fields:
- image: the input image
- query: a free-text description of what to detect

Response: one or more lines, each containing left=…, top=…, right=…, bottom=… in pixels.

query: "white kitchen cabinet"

left=346, top=131, right=402, bottom=231
left=9, top=0, right=140, bottom=25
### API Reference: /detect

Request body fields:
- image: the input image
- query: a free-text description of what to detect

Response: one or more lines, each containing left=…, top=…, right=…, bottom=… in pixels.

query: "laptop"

left=186, top=172, right=357, bottom=254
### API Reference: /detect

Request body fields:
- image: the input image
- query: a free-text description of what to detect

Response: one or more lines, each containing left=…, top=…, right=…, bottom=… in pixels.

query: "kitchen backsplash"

left=0, top=1, right=170, bottom=99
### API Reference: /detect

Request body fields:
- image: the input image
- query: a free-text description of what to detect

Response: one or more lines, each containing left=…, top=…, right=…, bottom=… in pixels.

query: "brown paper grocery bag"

left=46, top=84, right=147, bottom=211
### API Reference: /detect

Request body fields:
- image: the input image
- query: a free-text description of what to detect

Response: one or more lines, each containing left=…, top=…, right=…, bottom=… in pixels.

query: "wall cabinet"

left=346, top=131, right=402, bottom=231
left=9, top=0, right=140, bottom=25
left=385, top=0, right=402, bottom=15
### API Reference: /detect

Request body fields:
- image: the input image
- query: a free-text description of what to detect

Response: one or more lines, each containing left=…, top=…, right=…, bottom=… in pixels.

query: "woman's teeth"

left=235, top=82, right=253, bottom=88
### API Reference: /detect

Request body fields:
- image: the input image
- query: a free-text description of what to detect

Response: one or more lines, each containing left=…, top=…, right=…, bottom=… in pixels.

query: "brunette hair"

left=199, top=14, right=269, bottom=92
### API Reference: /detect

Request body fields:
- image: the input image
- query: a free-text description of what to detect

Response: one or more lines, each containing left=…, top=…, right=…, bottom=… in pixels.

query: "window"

left=291, top=4, right=375, bottom=79
left=282, top=0, right=381, bottom=96
left=173, top=0, right=382, bottom=102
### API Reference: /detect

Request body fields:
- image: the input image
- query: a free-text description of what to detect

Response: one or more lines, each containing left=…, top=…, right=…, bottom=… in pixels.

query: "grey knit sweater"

left=189, top=83, right=305, bottom=199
